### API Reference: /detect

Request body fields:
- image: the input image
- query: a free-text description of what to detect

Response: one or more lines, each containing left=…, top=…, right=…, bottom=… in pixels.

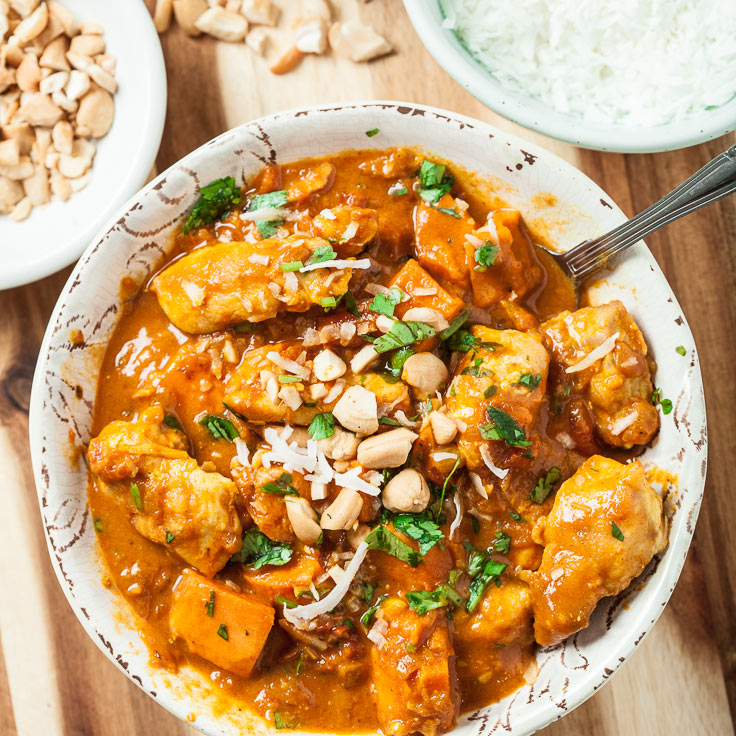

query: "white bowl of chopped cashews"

left=404, top=0, right=736, bottom=152
left=30, top=102, right=706, bottom=736
left=0, top=0, right=166, bottom=289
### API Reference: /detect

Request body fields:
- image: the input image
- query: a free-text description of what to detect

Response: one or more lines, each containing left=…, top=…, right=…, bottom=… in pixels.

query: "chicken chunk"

left=88, top=407, right=242, bottom=576
left=526, top=455, right=668, bottom=646
left=466, top=209, right=543, bottom=308
left=541, top=301, right=659, bottom=449
left=150, top=236, right=353, bottom=334
left=223, top=342, right=410, bottom=425
left=312, top=204, right=378, bottom=256
left=370, top=597, right=458, bottom=736
left=445, top=326, right=549, bottom=470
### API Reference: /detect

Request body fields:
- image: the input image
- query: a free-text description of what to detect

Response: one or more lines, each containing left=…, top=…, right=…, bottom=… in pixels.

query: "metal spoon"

left=542, top=144, right=736, bottom=287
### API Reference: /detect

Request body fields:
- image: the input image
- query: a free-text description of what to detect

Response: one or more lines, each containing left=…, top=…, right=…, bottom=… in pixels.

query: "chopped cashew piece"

left=328, top=20, right=392, bottom=62
left=172, top=0, right=208, bottom=36
left=382, top=469, right=431, bottom=514
left=245, top=26, right=268, bottom=54
left=429, top=411, right=458, bottom=445
left=347, top=523, right=370, bottom=550
left=350, top=345, right=379, bottom=374
left=401, top=307, right=450, bottom=332
left=313, top=348, right=347, bottom=382
left=356, top=428, right=417, bottom=469
left=194, top=6, right=248, bottom=41
left=295, top=18, right=327, bottom=54
left=269, top=45, right=304, bottom=75
left=320, top=488, right=363, bottom=530
left=402, top=353, right=449, bottom=394
left=153, top=0, right=174, bottom=32
left=75, top=88, right=114, bottom=138
left=332, top=385, right=379, bottom=435
left=278, top=385, right=303, bottom=410
left=285, top=497, right=322, bottom=544
left=241, top=0, right=278, bottom=26
left=317, top=427, right=360, bottom=461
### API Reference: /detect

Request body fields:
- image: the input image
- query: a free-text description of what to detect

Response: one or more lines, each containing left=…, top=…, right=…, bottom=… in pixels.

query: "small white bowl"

left=0, top=0, right=166, bottom=290
left=29, top=102, right=707, bottom=736
left=403, top=0, right=736, bottom=153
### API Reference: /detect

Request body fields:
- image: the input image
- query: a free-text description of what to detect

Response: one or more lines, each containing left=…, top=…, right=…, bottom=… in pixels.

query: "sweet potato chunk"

left=466, top=209, right=543, bottom=308
left=170, top=568, right=274, bottom=677
left=527, top=456, right=668, bottom=646
left=241, top=550, right=323, bottom=602
left=370, top=597, right=458, bottom=736
left=541, top=301, right=659, bottom=448
left=151, top=236, right=352, bottom=334
left=388, top=259, right=466, bottom=322
left=446, top=326, right=549, bottom=471
left=413, top=194, right=475, bottom=289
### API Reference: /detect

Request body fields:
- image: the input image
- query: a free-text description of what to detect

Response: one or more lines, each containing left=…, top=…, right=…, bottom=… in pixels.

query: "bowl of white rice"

left=403, top=0, right=736, bottom=152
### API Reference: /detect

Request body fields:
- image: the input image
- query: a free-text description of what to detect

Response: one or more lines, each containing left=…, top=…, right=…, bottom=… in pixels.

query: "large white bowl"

left=0, top=0, right=166, bottom=290
left=403, top=0, right=736, bottom=153
left=29, top=102, right=707, bottom=736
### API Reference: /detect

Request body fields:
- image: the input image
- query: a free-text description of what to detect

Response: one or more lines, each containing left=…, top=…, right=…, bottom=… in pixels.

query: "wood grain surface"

left=1, top=1, right=735, bottom=734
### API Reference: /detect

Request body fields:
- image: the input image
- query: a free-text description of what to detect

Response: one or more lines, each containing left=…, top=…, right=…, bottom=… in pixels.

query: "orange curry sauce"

left=88, top=148, right=660, bottom=735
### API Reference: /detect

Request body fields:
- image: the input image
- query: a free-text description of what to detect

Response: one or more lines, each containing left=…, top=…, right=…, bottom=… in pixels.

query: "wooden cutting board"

left=0, top=1, right=734, bottom=734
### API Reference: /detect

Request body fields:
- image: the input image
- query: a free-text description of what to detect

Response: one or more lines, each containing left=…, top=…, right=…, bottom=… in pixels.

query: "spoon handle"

left=561, top=144, right=736, bottom=281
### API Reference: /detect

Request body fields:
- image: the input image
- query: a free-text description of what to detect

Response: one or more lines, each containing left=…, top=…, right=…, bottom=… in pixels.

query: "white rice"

left=440, top=0, right=736, bottom=126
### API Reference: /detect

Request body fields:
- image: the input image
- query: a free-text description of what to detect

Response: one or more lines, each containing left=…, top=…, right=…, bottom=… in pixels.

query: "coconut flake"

left=455, top=419, right=468, bottom=432
left=610, top=410, right=639, bottom=436
left=432, top=451, right=459, bottom=462
left=365, top=282, right=390, bottom=296
left=234, top=438, right=250, bottom=466
left=341, top=221, right=359, bottom=241
left=480, top=445, right=509, bottom=479
left=469, top=472, right=488, bottom=499
left=394, top=410, right=419, bottom=429
left=340, top=322, right=357, bottom=344
left=240, top=206, right=290, bottom=222
left=267, top=351, right=311, bottom=380
left=334, top=467, right=381, bottom=496
left=181, top=281, right=205, bottom=306
left=284, top=542, right=369, bottom=624
left=449, top=493, right=463, bottom=539
left=556, top=431, right=576, bottom=449
left=412, top=287, right=438, bottom=297
left=324, top=379, right=346, bottom=404
left=328, top=564, right=347, bottom=584
left=284, top=271, right=299, bottom=293
left=299, top=258, right=371, bottom=273
left=320, top=208, right=337, bottom=220
left=248, top=254, right=270, bottom=266
left=566, top=332, right=619, bottom=373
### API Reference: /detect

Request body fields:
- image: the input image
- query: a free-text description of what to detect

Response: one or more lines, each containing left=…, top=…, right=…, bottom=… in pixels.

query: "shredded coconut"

left=300, top=258, right=371, bottom=273
left=234, top=438, right=250, bottom=466
left=240, top=206, right=290, bottom=222
left=566, top=332, right=619, bottom=373
left=334, top=466, right=381, bottom=496
left=469, top=471, right=488, bottom=499
left=248, top=254, right=270, bottom=266
left=449, top=493, right=463, bottom=539
left=441, top=0, right=736, bottom=126
left=267, top=351, right=311, bottom=380
left=611, top=410, right=639, bottom=436
left=480, top=445, right=509, bottom=479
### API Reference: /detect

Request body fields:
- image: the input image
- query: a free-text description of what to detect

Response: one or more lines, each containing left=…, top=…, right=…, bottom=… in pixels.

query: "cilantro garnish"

left=407, top=583, right=464, bottom=615
left=307, top=412, right=335, bottom=441
left=206, top=590, right=215, bottom=616
left=199, top=414, right=239, bottom=441
left=437, top=307, right=471, bottom=342
left=393, top=513, right=444, bottom=556
left=250, top=190, right=288, bottom=210
left=369, top=287, right=403, bottom=317
left=675, top=345, right=687, bottom=356
left=274, top=713, right=296, bottom=729
left=344, top=291, right=361, bottom=318
left=164, top=413, right=183, bottom=431
left=516, top=373, right=542, bottom=391
left=360, top=594, right=387, bottom=627
left=463, top=543, right=507, bottom=613
left=651, top=387, right=673, bottom=415
left=278, top=375, right=302, bottom=384
left=461, top=358, right=490, bottom=377
left=373, top=320, right=436, bottom=353
left=256, top=220, right=279, bottom=238
left=383, top=345, right=414, bottom=380
left=530, top=466, right=562, bottom=504
left=365, top=128, right=380, bottom=137
left=365, top=526, right=421, bottom=567
left=231, top=528, right=293, bottom=569
left=165, top=529, right=175, bottom=543
left=473, top=242, right=498, bottom=272
left=417, top=160, right=454, bottom=203
left=492, top=531, right=511, bottom=555
left=183, top=177, right=242, bottom=234
left=130, top=483, right=143, bottom=511
left=305, top=245, right=338, bottom=266
left=480, top=407, right=531, bottom=447
left=437, top=207, right=461, bottom=218
left=261, top=472, right=299, bottom=496
left=611, top=521, right=625, bottom=541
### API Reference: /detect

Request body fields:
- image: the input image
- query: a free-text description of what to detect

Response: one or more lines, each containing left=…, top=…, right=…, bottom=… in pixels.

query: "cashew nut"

left=402, top=352, right=449, bottom=394
left=401, top=307, right=449, bottom=332
left=350, top=344, right=379, bottom=374
left=382, top=469, right=430, bottom=514
left=356, top=427, right=417, bottom=469
left=332, top=385, right=378, bottom=435
left=320, top=488, right=363, bottom=530
left=429, top=411, right=458, bottom=445
left=313, top=348, right=347, bottom=382
left=285, top=497, right=322, bottom=545
left=317, top=427, right=360, bottom=460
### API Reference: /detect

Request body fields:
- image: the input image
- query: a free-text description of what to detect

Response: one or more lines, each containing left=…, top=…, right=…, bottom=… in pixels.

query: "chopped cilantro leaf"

left=280, top=260, right=303, bottom=272
left=435, top=456, right=461, bottom=522
left=437, top=307, right=471, bottom=342
left=676, top=345, right=687, bottom=356
left=467, top=558, right=507, bottom=613
left=365, top=526, right=420, bottom=567
left=484, top=385, right=498, bottom=399
left=250, top=190, right=288, bottom=210
left=165, top=529, right=175, bottom=543
left=492, top=531, right=511, bottom=555
left=93, top=518, right=103, bottom=533
left=461, top=357, right=490, bottom=377
left=510, top=512, right=525, bottom=522
left=437, top=206, right=461, bottom=218
left=473, top=242, right=499, bottom=272
left=206, top=590, right=215, bottom=617
left=217, top=623, right=228, bottom=640
left=373, top=320, right=436, bottom=353
left=274, top=713, right=295, bottom=729
left=419, top=160, right=446, bottom=187
left=379, top=416, right=402, bottom=427
left=231, top=528, right=292, bottom=569
left=393, top=513, right=444, bottom=556
left=360, top=594, right=387, bottom=627
left=365, top=128, right=380, bottom=137
left=344, top=291, right=360, bottom=318
left=369, top=287, right=403, bottom=317
left=199, top=414, right=239, bottom=441
left=407, top=583, right=464, bottom=615
left=517, top=373, right=542, bottom=391
left=390, top=186, right=408, bottom=196
left=611, top=521, right=625, bottom=541
left=256, top=220, right=280, bottom=238
left=183, top=177, right=242, bottom=234
left=164, top=413, right=183, bottom=431
left=278, top=375, right=302, bottom=384
left=261, top=472, right=299, bottom=496
left=417, top=160, right=454, bottom=203
left=480, top=407, right=531, bottom=447
left=308, top=412, right=335, bottom=441
left=321, top=296, right=338, bottom=309
left=305, top=245, right=338, bottom=266
left=530, top=467, right=562, bottom=504
left=660, top=398, right=673, bottom=414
